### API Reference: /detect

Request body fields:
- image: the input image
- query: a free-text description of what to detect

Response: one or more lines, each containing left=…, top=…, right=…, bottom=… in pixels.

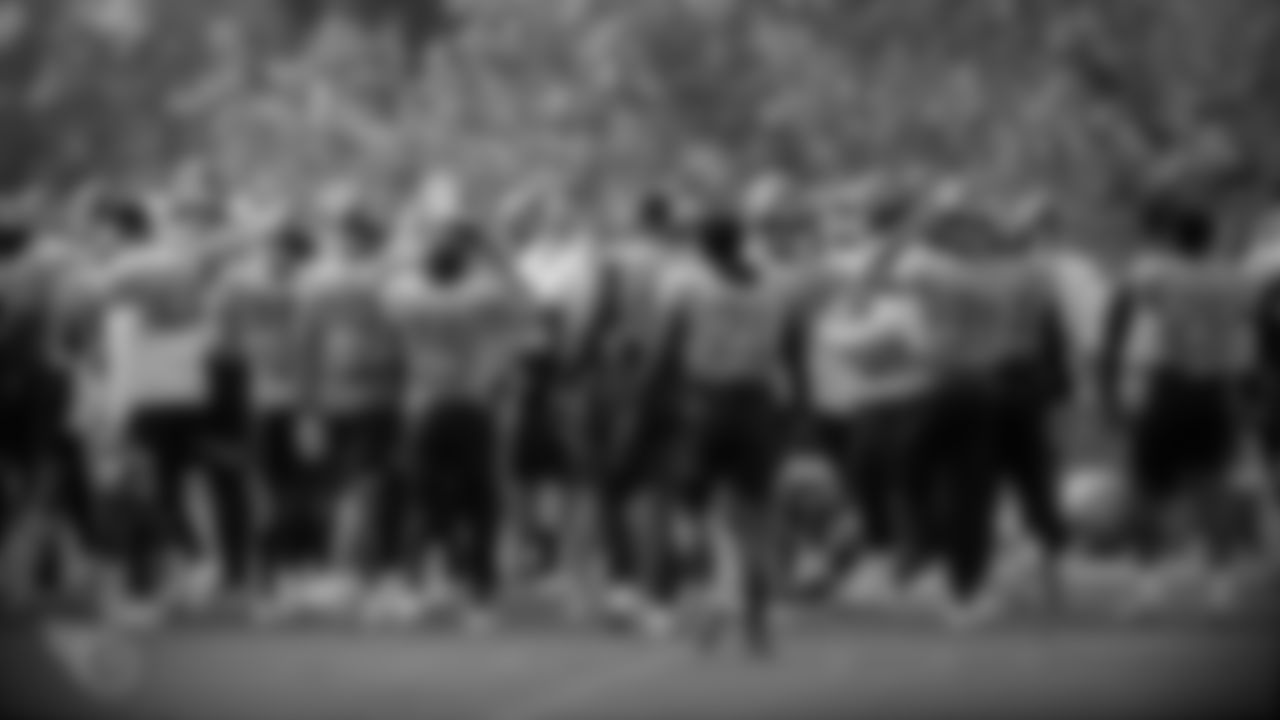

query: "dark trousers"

left=1128, top=370, right=1246, bottom=561
left=128, top=404, right=215, bottom=562
left=818, top=397, right=928, bottom=558
left=920, top=377, right=998, bottom=600
left=403, top=401, right=501, bottom=601
left=598, top=370, right=684, bottom=602
left=318, top=406, right=398, bottom=572
left=675, top=380, right=789, bottom=639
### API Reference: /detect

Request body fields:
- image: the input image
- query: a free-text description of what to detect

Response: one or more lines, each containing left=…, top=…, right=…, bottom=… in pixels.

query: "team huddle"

left=2, top=175, right=1279, bottom=653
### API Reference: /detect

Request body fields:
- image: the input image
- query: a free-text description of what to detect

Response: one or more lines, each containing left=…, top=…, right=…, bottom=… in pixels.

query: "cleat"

left=634, top=604, right=676, bottom=640
left=103, top=596, right=166, bottom=631
left=837, top=559, right=896, bottom=610
left=459, top=605, right=497, bottom=636
left=943, top=593, right=1001, bottom=632
left=603, top=585, right=644, bottom=620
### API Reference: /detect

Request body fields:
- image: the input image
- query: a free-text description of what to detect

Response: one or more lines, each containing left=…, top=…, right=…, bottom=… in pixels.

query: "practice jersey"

left=214, top=258, right=307, bottom=409
left=97, top=243, right=219, bottom=409
left=1120, top=254, right=1257, bottom=377
left=299, top=259, right=401, bottom=414
left=669, top=260, right=801, bottom=390
left=897, top=246, right=1055, bottom=375
left=516, top=238, right=607, bottom=368
left=804, top=252, right=935, bottom=413
left=1039, top=247, right=1116, bottom=365
left=386, top=269, right=542, bottom=412
left=596, top=240, right=689, bottom=369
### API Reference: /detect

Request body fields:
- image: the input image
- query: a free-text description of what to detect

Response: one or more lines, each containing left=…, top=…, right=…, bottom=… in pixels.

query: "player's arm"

left=1036, top=283, right=1074, bottom=407
left=1097, top=280, right=1140, bottom=426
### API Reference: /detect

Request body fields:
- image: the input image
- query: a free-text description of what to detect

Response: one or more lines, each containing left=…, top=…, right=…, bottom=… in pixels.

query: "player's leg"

left=995, top=360, right=1069, bottom=608
left=1118, top=370, right=1196, bottom=611
left=1178, top=378, right=1255, bottom=603
left=723, top=384, right=787, bottom=655
left=459, top=403, right=502, bottom=625
left=937, top=376, right=1002, bottom=621
left=204, top=349, right=257, bottom=600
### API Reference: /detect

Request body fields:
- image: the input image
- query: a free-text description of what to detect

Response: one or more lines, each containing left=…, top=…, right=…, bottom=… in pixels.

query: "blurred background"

left=2, top=0, right=1280, bottom=246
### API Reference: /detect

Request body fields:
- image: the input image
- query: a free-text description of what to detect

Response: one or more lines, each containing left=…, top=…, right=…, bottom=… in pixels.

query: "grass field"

left=5, top=582, right=1277, bottom=720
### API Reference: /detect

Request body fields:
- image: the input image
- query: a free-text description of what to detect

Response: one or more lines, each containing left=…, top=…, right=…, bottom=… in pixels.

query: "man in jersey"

left=211, top=222, right=316, bottom=611
left=511, top=213, right=610, bottom=604
left=589, top=193, right=697, bottom=631
left=0, top=216, right=59, bottom=604
left=667, top=210, right=801, bottom=656
left=97, top=201, right=236, bottom=611
left=974, top=197, right=1072, bottom=612
left=892, top=189, right=1059, bottom=624
left=1102, top=197, right=1258, bottom=608
left=16, top=221, right=115, bottom=607
left=1247, top=208, right=1280, bottom=514
left=296, top=208, right=402, bottom=611
left=385, top=219, right=540, bottom=629
left=797, top=196, right=940, bottom=609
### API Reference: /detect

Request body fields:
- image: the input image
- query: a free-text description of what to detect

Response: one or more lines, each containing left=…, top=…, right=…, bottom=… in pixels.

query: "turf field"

left=5, top=588, right=1277, bottom=720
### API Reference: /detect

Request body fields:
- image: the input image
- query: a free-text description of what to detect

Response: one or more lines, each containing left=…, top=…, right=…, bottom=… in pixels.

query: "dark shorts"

left=414, top=401, right=496, bottom=481
left=514, top=356, right=571, bottom=482
left=320, top=406, right=400, bottom=488
left=205, top=352, right=250, bottom=446
left=676, top=381, right=788, bottom=508
left=1131, top=370, right=1243, bottom=502
left=127, top=402, right=214, bottom=479
left=250, top=408, right=300, bottom=489
left=0, top=359, right=72, bottom=471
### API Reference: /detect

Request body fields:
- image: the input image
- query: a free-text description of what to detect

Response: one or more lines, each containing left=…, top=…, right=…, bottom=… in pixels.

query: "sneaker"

left=103, top=595, right=166, bottom=631
left=836, top=559, right=896, bottom=609
left=633, top=603, right=676, bottom=640
left=901, top=570, right=948, bottom=615
left=1202, top=568, right=1243, bottom=614
left=459, top=605, right=497, bottom=636
left=360, top=581, right=421, bottom=627
left=943, top=593, right=1002, bottom=631
left=1119, top=571, right=1173, bottom=618
left=170, top=561, right=223, bottom=611
left=297, top=571, right=362, bottom=616
left=792, top=548, right=830, bottom=590
left=604, top=584, right=645, bottom=620
left=45, top=624, right=142, bottom=700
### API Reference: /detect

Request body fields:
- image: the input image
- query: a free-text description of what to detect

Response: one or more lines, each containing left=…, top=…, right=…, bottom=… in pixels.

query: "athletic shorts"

left=320, top=406, right=400, bottom=489
left=127, top=403, right=213, bottom=476
left=675, top=381, right=788, bottom=508
left=250, top=409, right=301, bottom=490
left=205, top=352, right=250, bottom=447
left=1131, top=370, right=1243, bottom=502
left=514, top=355, right=571, bottom=483
left=413, top=401, right=497, bottom=487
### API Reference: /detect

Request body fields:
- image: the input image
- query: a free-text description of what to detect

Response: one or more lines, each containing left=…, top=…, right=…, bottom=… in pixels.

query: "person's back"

left=216, top=248, right=309, bottom=414
left=673, top=251, right=798, bottom=390
left=390, top=264, right=540, bottom=411
left=299, top=254, right=401, bottom=418
left=1125, top=253, right=1256, bottom=379
left=99, top=235, right=218, bottom=414
left=805, top=250, right=935, bottom=414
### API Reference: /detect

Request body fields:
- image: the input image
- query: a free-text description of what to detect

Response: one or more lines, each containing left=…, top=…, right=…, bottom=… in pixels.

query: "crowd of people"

left=1, top=170, right=1279, bottom=654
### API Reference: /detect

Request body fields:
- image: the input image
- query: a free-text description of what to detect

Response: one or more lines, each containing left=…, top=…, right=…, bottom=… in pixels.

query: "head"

left=636, top=190, right=680, bottom=238
left=0, top=217, right=34, bottom=263
left=267, top=223, right=316, bottom=271
left=1140, top=195, right=1216, bottom=259
left=94, top=197, right=153, bottom=249
left=696, top=210, right=753, bottom=280
left=339, top=209, right=387, bottom=261
left=423, top=219, right=486, bottom=284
